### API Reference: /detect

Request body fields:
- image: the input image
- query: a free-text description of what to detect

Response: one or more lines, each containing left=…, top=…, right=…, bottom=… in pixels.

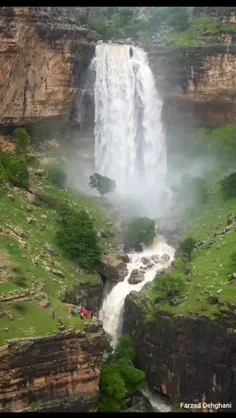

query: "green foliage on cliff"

left=89, top=172, right=116, bottom=197
left=98, top=336, right=146, bottom=412
left=220, top=172, right=236, bottom=200
left=124, top=217, right=156, bottom=250
left=13, top=127, right=31, bottom=152
left=47, top=165, right=67, bottom=189
left=195, top=125, right=236, bottom=157
left=179, top=237, right=197, bottom=261
left=4, top=154, right=29, bottom=189
left=56, top=204, right=101, bottom=272
left=154, top=272, right=186, bottom=298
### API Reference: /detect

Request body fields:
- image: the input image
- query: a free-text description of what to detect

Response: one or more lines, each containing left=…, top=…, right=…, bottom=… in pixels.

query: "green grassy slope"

left=0, top=165, right=113, bottom=345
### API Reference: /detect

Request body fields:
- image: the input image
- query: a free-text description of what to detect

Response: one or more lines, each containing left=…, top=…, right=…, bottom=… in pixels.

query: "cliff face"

left=0, top=329, right=107, bottom=412
left=123, top=292, right=236, bottom=411
left=148, top=42, right=236, bottom=129
left=0, top=7, right=97, bottom=126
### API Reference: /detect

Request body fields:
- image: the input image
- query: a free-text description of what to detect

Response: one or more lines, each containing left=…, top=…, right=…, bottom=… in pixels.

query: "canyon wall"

left=123, top=291, right=236, bottom=411
left=148, top=42, right=236, bottom=129
left=0, top=7, right=97, bottom=126
left=0, top=329, right=107, bottom=412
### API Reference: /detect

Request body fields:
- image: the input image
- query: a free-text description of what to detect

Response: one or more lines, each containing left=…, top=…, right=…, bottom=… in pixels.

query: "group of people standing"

left=69, top=306, right=99, bottom=321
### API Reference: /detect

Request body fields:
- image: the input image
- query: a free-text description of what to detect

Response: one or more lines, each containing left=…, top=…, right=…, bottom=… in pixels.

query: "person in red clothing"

left=82, top=307, right=89, bottom=317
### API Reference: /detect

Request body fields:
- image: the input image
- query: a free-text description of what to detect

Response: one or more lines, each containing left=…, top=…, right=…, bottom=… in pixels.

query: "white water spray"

left=99, top=236, right=174, bottom=412
left=93, top=43, right=167, bottom=212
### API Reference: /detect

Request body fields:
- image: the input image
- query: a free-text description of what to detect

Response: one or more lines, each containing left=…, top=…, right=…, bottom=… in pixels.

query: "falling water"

left=99, top=236, right=174, bottom=412
left=92, top=43, right=167, bottom=213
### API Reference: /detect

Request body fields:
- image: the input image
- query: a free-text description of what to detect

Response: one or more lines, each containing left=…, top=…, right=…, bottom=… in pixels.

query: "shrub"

left=11, top=276, right=27, bottom=287
left=220, top=172, right=236, bottom=200
left=98, top=336, right=146, bottom=412
left=12, top=265, right=24, bottom=274
left=55, top=205, right=101, bottom=272
left=89, top=172, right=116, bottom=197
left=5, top=155, right=29, bottom=189
left=230, top=251, right=236, bottom=269
left=154, top=273, right=186, bottom=298
left=13, top=127, right=31, bottom=152
left=13, top=302, right=27, bottom=313
left=48, top=166, right=67, bottom=188
left=124, top=217, right=156, bottom=250
left=0, top=163, right=6, bottom=184
left=179, top=237, right=196, bottom=260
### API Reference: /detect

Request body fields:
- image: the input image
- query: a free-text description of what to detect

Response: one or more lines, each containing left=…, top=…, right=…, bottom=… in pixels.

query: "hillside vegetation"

left=147, top=168, right=236, bottom=319
left=0, top=139, right=117, bottom=346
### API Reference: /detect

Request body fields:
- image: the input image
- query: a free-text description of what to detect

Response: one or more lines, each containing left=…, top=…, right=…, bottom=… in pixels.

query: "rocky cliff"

left=0, top=7, right=97, bottom=126
left=148, top=42, right=236, bottom=129
left=123, top=290, right=236, bottom=412
left=0, top=329, right=107, bottom=412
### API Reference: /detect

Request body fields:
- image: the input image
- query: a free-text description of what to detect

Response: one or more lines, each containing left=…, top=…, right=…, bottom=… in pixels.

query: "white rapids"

left=99, top=236, right=175, bottom=412
left=93, top=43, right=167, bottom=211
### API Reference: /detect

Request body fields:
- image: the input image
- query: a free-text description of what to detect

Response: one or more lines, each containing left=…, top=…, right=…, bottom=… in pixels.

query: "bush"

left=13, top=127, right=31, bottom=152
left=124, top=217, right=156, bottom=250
left=179, top=237, right=196, bottom=261
left=98, top=336, right=146, bottom=412
left=11, top=276, right=27, bottom=287
left=89, top=172, right=116, bottom=197
left=154, top=273, right=186, bottom=298
left=48, top=166, right=67, bottom=188
left=5, top=155, right=29, bottom=189
left=220, top=172, right=236, bottom=200
left=230, top=251, right=236, bottom=269
left=55, top=205, right=101, bottom=272
left=0, top=163, right=6, bottom=184
left=13, top=302, right=27, bottom=313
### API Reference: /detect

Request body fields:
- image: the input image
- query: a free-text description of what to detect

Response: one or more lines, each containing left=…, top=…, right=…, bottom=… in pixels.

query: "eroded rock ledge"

left=0, top=7, right=98, bottom=125
left=0, top=329, right=107, bottom=412
left=123, top=290, right=236, bottom=411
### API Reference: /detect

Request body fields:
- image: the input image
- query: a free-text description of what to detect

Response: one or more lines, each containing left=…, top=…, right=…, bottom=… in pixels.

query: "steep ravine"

left=123, top=287, right=236, bottom=411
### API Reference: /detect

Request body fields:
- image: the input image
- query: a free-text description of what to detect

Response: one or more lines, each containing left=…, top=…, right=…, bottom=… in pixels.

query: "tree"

left=98, top=336, right=146, bottom=412
left=220, top=172, right=236, bottom=200
left=48, top=166, right=67, bottom=188
left=154, top=273, right=186, bottom=298
left=13, top=128, right=31, bottom=152
left=55, top=205, right=101, bottom=272
left=179, top=237, right=196, bottom=261
left=5, top=155, right=29, bottom=189
left=89, top=172, right=116, bottom=197
left=124, top=217, right=156, bottom=250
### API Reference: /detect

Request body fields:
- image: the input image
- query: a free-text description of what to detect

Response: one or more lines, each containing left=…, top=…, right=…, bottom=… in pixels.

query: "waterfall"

left=99, top=236, right=174, bottom=412
left=92, top=43, right=167, bottom=214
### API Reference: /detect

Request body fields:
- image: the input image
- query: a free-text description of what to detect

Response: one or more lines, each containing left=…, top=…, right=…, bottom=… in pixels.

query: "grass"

left=0, top=160, right=113, bottom=345
left=147, top=175, right=236, bottom=319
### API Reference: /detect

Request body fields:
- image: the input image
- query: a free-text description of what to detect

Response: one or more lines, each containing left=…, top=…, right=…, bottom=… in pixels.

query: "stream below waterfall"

left=99, top=235, right=175, bottom=412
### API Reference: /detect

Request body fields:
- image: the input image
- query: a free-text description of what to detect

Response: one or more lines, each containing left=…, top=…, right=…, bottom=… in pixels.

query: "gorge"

left=0, top=6, right=236, bottom=413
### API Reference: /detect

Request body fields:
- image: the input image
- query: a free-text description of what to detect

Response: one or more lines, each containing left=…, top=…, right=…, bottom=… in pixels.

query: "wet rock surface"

left=96, top=255, right=128, bottom=283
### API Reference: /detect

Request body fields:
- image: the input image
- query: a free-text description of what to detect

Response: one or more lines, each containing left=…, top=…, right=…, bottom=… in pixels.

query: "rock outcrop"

left=148, top=43, right=236, bottom=129
left=97, top=255, right=128, bottom=283
left=0, top=7, right=98, bottom=126
left=123, top=290, right=236, bottom=412
left=62, top=279, right=103, bottom=312
left=0, top=329, right=107, bottom=412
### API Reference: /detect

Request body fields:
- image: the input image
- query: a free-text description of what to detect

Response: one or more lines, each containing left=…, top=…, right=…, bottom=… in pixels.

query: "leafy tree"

left=5, top=155, right=29, bottom=189
left=89, top=172, right=116, bottom=197
left=154, top=272, right=186, bottom=298
left=220, top=172, right=236, bottom=200
left=55, top=205, right=101, bottom=272
left=124, top=217, right=156, bottom=250
left=48, top=166, right=67, bottom=188
left=179, top=237, right=196, bottom=260
left=98, top=336, right=146, bottom=412
left=13, top=127, right=31, bottom=152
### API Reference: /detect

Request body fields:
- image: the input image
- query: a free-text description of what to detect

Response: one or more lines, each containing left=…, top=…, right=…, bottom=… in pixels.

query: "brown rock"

left=96, top=255, right=128, bottom=282
left=128, top=269, right=144, bottom=285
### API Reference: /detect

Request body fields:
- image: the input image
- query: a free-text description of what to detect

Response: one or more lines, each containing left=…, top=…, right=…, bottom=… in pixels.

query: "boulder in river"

left=161, top=253, right=170, bottom=262
left=97, top=255, right=128, bottom=283
left=134, top=244, right=144, bottom=253
left=128, top=269, right=144, bottom=285
left=151, top=254, right=160, bottom=263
